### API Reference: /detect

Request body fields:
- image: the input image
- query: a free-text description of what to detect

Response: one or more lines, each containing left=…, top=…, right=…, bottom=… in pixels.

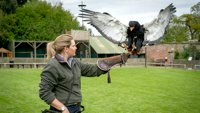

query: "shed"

left=0, top=48, right=12, bottom=58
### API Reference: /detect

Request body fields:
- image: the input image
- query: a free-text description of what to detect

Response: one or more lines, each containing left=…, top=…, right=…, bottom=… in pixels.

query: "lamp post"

left=78, top=1, right=86, bottom=28
left=145, top=46, right=147, bottom=68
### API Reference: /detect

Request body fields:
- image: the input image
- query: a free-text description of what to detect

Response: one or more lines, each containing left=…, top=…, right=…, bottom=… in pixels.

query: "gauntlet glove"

left=97, top=53, right=129, bottom=71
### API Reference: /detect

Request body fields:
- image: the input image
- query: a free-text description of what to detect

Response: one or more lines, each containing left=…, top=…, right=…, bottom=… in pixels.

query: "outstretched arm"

left=97, top=53, right=129, bottom=71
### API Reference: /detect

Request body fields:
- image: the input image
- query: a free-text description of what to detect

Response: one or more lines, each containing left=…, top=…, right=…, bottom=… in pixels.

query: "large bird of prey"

left=79, top=3, right=176, bottom=49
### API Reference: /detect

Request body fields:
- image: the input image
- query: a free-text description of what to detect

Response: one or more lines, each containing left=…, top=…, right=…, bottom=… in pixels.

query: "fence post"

left=34, top=63, right=36, bottom=68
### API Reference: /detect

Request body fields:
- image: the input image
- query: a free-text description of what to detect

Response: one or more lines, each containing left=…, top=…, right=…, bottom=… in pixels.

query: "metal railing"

left=125, top=62, right=187, bottom=69
left=194, top=65, right=200, bottom=70
left=0, top=62, right=194, bottom=70
left=0, top=63, right=46, bottom=68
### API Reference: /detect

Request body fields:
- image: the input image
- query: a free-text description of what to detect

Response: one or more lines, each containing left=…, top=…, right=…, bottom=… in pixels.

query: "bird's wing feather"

left=79, top=9, right=128, bottom=44
left=143, top=3, right=176, bottom=45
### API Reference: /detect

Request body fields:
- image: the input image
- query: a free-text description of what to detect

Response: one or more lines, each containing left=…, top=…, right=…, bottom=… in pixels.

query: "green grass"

left=0, top=67, right=200, bottom=113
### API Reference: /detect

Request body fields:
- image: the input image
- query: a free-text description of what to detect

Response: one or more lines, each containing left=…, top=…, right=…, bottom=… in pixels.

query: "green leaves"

left=0, top=1, right=80, bottom=43
left=0, top=0, right=18, bottom=14
left=162, top=2, right=200, bottom=43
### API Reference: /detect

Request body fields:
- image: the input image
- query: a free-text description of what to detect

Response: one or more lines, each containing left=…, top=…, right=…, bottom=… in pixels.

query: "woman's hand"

left=62, top=109, right=70, bottom=113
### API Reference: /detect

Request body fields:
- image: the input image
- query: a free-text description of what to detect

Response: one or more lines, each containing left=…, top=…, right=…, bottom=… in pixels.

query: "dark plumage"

left=79, top=3, right=176, bottom=46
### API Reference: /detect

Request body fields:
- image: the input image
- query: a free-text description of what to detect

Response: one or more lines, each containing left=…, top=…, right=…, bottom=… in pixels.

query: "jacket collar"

left=55, top=54, right=74, bottom=67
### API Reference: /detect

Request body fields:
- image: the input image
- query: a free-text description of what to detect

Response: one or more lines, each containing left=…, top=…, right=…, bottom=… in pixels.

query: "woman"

left=39, top=34, right=128, bottom=113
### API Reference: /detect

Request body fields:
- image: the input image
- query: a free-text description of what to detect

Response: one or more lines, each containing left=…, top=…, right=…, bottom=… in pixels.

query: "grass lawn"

left=0, top=67, right=200, bottom=113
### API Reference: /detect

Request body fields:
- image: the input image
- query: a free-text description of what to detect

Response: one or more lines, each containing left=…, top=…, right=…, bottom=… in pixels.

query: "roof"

left=90, top=36, right=126, bottom=54
left=0, top=48, right=11, bottom=53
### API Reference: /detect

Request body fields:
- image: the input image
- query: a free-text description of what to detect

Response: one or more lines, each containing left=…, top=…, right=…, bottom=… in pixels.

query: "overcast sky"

left=47, top=0, right=199, bottom=35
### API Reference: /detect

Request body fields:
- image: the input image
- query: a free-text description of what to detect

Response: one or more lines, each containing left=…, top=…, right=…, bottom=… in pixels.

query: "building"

left=11, top=30, right=126, bottom=59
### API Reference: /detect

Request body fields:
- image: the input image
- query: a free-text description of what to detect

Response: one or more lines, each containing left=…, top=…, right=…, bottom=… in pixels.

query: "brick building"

left=145, top=43, right=200, bottom=64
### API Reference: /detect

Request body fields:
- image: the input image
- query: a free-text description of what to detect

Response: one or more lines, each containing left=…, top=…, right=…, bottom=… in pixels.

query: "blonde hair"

left=46, top=41, right=55, bottom=61
left=46, top=34, right=73, bottom=61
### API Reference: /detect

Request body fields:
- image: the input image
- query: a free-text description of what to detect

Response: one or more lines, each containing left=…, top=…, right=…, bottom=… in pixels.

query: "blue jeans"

left=49, top=105, right=80, bottom=113
left=67, top=105, right=80, bottom=113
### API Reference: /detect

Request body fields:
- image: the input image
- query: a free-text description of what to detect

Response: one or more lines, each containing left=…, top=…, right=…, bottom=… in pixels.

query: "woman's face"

left=66, top=40, right=77, bottom=57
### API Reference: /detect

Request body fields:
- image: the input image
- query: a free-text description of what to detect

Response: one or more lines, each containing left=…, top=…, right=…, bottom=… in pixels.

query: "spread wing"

left=143, top=3, right=176, bottom=45
left=79, top=9, right=128, bottom=44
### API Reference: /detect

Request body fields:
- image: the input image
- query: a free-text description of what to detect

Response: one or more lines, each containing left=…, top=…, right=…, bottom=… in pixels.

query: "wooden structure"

left=68, top=30, right=91, bottom=58
left=0, top=48, right=12, bottom=58
left=11, top=30, right=90, bottom=58
left=12, top=40, right=48, bottom=58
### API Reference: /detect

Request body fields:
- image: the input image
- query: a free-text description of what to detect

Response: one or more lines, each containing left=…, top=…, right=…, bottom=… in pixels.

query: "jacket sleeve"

left=39, top=64, right=58, bottom=105
left=77, top=60, right=107, bottom=77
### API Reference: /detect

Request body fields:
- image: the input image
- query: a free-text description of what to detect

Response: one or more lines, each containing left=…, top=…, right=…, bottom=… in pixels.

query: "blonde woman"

left=39, top=34, right=129, bottom=113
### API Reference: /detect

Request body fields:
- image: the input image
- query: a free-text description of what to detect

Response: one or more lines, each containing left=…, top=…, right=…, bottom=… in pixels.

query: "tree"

left=0, top=1, right=80, bottom=43
left=162, top=2, right=200, bottom=43
left=178, top=2, right=200, bottom=41
left=179, top=14, right=199, bottom=40
left=16, top=0, right=28, bottom=6
left=0, top=0, right=18, bottom=14
left=191, top=2, right=200, bottom=41
left=162, top=16, right=188, bottom=43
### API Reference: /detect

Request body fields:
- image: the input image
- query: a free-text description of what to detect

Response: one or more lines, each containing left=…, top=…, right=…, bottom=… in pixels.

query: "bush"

left=175, top=45, right=200, bottom=60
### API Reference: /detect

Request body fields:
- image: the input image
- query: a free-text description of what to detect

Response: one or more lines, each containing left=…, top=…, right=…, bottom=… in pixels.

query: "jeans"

left=50, top=105, right=80, bottom=113
left=67, top=105, right=80, bottom=113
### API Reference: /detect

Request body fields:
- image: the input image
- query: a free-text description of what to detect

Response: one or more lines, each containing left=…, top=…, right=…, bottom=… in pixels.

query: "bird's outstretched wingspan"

left=79, top=3, right=176, bottom=46
left=143, top=3, right=176, bottom=45
left=79, top=9, right=128, bottom=45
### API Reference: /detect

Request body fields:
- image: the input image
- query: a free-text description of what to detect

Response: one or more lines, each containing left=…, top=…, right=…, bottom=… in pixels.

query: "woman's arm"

left=77, top=60, right=107, bottom=77
left=39, top=65, right=58, bottom=104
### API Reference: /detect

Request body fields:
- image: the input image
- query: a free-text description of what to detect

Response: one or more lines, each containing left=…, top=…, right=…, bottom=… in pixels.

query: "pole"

left=78, top=1, right=86, bottom=28
left=107, top=71, right=111, bottom=83
left=145, top=46, right=147, bottom=68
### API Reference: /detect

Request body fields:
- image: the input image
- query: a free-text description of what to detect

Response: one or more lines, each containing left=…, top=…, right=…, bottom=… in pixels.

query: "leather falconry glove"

left=97, top=53, right=130, bottom=71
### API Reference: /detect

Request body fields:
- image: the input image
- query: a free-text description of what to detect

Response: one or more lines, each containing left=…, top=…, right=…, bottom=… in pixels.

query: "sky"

left=46, top=0, right=199, bottom=35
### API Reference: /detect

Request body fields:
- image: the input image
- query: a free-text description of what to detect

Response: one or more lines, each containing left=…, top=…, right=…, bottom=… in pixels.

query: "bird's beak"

left=130, top=27, right=134, bottom=31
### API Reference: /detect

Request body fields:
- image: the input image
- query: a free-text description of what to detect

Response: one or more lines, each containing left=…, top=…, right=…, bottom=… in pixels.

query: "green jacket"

left=39, top=54, right=106, bottom=106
